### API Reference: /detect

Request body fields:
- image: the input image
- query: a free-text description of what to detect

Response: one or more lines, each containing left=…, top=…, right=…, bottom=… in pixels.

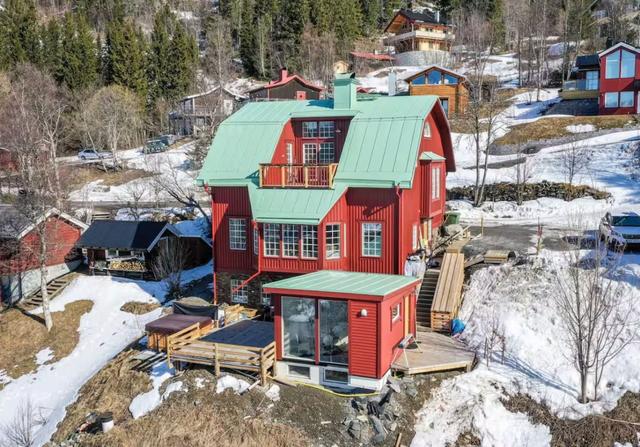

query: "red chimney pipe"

left=280, top=67, right=288, bottom=81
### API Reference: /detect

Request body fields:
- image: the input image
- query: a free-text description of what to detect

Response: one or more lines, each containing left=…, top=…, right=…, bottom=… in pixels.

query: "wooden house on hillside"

left=598, top=42, right=640, bottom=115
left=248, top=69, right=324, bottom=101
left=170, top=87, right=247, bottom=136
left=404, top=66, right=469, bottom=116
left=383, top=9, right=454, bottom=54
left=0, top=206, right=87, bottom=305
left=197, top=73, right=456, bottom=390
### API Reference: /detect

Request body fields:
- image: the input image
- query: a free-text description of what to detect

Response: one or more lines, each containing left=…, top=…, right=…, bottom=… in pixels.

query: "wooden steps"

left=21, top=273, right=77, bottom=308
left=431, top=253, right=465, bottom=333
left=416, top=269, right=440, bottom=332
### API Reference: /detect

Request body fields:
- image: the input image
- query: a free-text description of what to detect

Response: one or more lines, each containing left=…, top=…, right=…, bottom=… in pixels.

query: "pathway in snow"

left=0, top=263, right=211, bottom=446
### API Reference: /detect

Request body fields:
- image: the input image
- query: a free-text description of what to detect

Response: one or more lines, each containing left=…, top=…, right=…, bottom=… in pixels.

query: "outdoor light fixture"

left=360, top=309, right=368, bottom=317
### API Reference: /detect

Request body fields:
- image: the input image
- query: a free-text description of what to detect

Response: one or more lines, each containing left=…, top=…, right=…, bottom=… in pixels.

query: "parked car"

left=77, top=148, right=113, bottom=161
left=143, top=139, right=168, bottom=154
left=599, top=212, right=640, bottom=247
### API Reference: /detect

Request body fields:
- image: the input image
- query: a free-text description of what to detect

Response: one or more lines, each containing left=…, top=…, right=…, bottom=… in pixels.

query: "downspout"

left=395, top=184, right=403, bottom=275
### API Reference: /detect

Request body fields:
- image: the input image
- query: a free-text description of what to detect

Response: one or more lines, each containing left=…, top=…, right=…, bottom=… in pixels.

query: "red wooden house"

left=0, top=206, right=87, bottom=304
left=598, top=42, right=640, bottom=115
left=248, top=68, right=323, bottom=101
left=197, top=73, right=455, bottom=389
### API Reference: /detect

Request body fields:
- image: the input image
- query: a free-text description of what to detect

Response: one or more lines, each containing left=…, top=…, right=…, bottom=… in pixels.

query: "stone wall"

left=215, top=271, right=293, bottom=307
left=447, top=181, right=611, bottom=203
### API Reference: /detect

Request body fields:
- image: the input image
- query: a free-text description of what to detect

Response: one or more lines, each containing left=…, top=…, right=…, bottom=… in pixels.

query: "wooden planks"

left=431, top=253, right=465, bottom=333
left=484, top=250, right=514, bottom=264
left=22, top=273, right=77, bottom=308
left=391, top=331, right=475, bottom=375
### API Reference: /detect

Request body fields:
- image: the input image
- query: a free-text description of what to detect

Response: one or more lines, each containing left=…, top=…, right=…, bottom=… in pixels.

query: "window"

left=230, top=278, right=248, bottom=304
left=106, top=249, right=118, bottom=258
left=391, top=303, right=401, bottom=322
left=423, top=123, right=431, bottom=138
left=444, top=74, right=458, bottom=85
left=286, top=142, right=294, bottom=164
left=324, top=369, right=348, bottom=384
left=260, top=285, right=271, bottom=305
left=264, top=223, right=281, bottom=256
left=319, top=142, right=335, bottom=164
left=620, top=91, right=634, bottom=107
left=361, top=223, right=382, bottom=257
left=229, top=218, right=247, bottom=250
left=301, top=225, right=318, bottom=258
left=343, top=223, right=348, bottom=257
left=326, top=224, right=341, bottom=259
left=319, top=121, right=335, bottom=138
left=586, top=70, right=599, bottom=90
left=302, top=121, right=318, bottom=138
left=621, top=50, right=635, bottom=78
left=440, top=98, right=449, bottom=117
left=427, top=70, right=442, bottom=84
left=303, top=143, right=318, bottom=164
left=604, top=92, right=619, bottom=108
left=319, top=300, right=348, bottom=364
left=253, top=227, right=259, bottom=255
left=288, top=364, right=311, bottom=379
left=282, top=224, right=300, bottom=257
left=606, top=51, right=621, bottom=79
left=432, top=167, right=441, bottom=199
left=412, top=224, right=419, bottom=250
left=282, top=297, right=316, bottom=360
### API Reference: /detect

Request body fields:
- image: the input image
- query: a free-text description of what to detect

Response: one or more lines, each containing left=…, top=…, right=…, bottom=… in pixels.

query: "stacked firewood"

left=109, top=259, right=146, bottom=271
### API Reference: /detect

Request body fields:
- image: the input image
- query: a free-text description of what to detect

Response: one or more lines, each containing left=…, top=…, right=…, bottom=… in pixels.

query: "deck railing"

left=259, top=163, right=338, bottom=188
left=562, top=79, right=599, bottom=91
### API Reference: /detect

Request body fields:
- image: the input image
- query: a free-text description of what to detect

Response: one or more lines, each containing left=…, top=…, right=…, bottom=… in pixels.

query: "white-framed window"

left=264, top=223, right=281, bottom=256
left=282, top=224, right=300, bottom=257
left=319, top=142, right=335, bottom=164
left=620, top=91, right=634, bottom=107
left=621, top=50, right=635, bottom=78
left=229, top=218, right=247, bottom=250
left=260, top=285, right=271, bottom=305
left=301, top=225, right=318, bottom=258
left=303, top=143, right=318, bottom=164
left=432, top=166, right=441, bottom=199
left=323, top=368, right=348, bottom=384
left=606, top=51, right=621, bottom=79
left=286, top=142, right=294, bottom=164
left=604, top=92, right=619, bottom=108
left=253, top=227, right=259, bottom=255
left=361, top=222, right=382, bottom=257
left=302, top=121, right=318, bottom=138
left=343, top=223, right=348, bottom=257
left=391, top=302, right=401, bottom=322
left=412, top=224, right=419, bottom=250
left=230, top=278, right=248, bottom=304
left=423, top=123, right=431, bottom=138
left=326, top=223, right=340, bottom=259
left=319, top=121, right=335, bottom=138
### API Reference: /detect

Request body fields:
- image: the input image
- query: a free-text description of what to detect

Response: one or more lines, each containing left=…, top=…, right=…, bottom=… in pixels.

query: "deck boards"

left=200, top=320, right=274, bottom=348
left=431, top=252, right=465, bottom=332
left=392, top=331, right=475, bottom=375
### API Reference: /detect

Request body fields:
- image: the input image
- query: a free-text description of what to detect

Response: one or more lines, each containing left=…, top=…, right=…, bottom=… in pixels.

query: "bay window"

left=229, top=218, right=247, bottom=250
left=326, top=224, right=340, bottom=259
left=362, top=222, right=382, bottom=257
left=301, top=225, right=318, bottom=258
left=264, top=223, right=281, bottom=256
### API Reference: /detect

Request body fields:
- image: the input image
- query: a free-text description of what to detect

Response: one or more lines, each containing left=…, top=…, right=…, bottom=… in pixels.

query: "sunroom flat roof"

left=263, top=270, right=420, bottom=298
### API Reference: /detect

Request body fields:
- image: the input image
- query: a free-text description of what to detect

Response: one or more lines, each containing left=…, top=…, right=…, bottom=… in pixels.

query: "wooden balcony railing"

left=259, top=163, right=338, bottom=188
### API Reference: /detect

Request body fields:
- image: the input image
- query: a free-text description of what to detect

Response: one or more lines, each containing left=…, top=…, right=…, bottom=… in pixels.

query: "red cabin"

left=598, top=42, right=640, bottom=115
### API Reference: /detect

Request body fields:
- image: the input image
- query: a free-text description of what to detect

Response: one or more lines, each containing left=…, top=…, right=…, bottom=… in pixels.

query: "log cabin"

left=197, top=73, right=456, bottom=389
left=404, top=65, right=469, bottom=116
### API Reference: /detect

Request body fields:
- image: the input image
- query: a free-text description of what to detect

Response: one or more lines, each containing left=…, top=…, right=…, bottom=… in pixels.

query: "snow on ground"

left=0, top=262, right=211, bottom=446
left=265, top=384, right=281, bottom=402
left=566, top=124, right=596, bottom=133
left=215, top=375, right=250, bottom=394
left=357, top=66, right=423, bottom=94
left=412, top=251, right=640, bottom=446
left=129, top=363, right=176, bottom=419
left=0, top=370, right=10, bottom=386
left=35, top=348, right=54, bottom=366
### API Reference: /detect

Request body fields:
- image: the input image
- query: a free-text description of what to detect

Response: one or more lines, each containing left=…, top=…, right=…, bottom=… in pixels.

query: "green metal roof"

left=420, top=151, right=446, bottom=161
left=263, top=270, right=419, bottom=297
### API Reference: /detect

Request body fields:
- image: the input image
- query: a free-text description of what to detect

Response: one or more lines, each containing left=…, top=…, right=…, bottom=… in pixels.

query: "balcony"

left=560, top=79, right=599, bottom=100
left=259, top=164, right=338, bottom=189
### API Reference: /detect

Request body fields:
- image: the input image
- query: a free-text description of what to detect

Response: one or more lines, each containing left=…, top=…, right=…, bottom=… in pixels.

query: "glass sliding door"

left=319, top=300, right=348, bottom=365
left=282, top=297, right=316, bottom=360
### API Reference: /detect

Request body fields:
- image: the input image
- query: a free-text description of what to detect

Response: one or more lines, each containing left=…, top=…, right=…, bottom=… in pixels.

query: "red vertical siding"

left=379, top=292, right=407, bottom=376
left=346, top=188, right=397, bottom=274
left=320, top=193, right=348, bottom=271
left=598, top=48, right=640, bottom=115
left=400, top=171, right=422, bottom=269
left=349, top=300, right=379, bottom=378
left=274, top=294, right=283, bottom=359
left=211, top=187, right=253, bottom=273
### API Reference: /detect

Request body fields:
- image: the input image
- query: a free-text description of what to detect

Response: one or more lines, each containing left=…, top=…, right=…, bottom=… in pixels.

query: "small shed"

left=76, top=220, right=211, bottom=278
left=263, top=270, right=420, bottom=391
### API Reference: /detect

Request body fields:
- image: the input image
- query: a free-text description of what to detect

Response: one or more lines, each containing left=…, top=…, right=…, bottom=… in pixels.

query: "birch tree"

left=561, top=139, right=591, bottom=199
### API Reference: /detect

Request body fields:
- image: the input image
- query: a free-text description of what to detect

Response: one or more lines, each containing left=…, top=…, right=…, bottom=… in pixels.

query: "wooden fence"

left=166, top=322, right=276, bottom=386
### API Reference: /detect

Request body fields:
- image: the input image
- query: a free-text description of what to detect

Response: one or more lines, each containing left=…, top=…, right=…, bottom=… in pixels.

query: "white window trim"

left=253, top=226, right=259, bottom=255
left=620, top=91, right=634, bottom=108
left=322, top=367, right=349, bottom=385
left=303, top=143, right=318, bottom=164
left=301, top=225, right=318, bottom=259
left=423, top=123, right=431, bottom=138
left=604, top=92, right=619, bottom=108
left=325, top=223, right=341, bottom=260
left=605, top=51, right=621, bottom=80
left=282, top=224, right=300, bottom=258
left=230, top=278, right=248, bottom=304
left=263, top=223, right=281, bottom=257
left=620, top=50, right=635, bottom=78
left=302, top=121, right=318, bottom=138
left=392, top=302, right=401, bottom=323
left=229, top=217, right=247, bottom=251
left=432, top=166, right=441, bottom=200
left=361, top=222, right=382, bottom=258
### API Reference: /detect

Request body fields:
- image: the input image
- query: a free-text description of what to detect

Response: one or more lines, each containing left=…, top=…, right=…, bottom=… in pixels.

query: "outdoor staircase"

left=416, top=269, right=440, bottom=332
left=21, top=273, right=77, bottom=308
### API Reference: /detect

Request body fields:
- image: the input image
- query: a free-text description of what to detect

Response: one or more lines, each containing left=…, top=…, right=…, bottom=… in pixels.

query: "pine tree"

left=60, top=13, right=98, bottom=91
left=168, top=21, right=198, bottom=100
left=0, top=0, right=42, bottom=70
left=104, top=20, right=148, bottom=98
left=487, top=0, right=505, bottom=49
left=42, top=19, right=64, bottom=84
left=275, top=0, right=309, bottom=71
left=333, top=0, right=362, bottom=52
left=360, top=0, right=382, bottom=35
left=147, top=6, right=174, bottom=104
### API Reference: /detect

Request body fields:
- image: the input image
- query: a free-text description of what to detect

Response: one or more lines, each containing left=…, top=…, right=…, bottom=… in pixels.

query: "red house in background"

left=248, top=68, right=324, bottom=101
left=0, top=206, right=87, bottom=305
left=598, top=42, right=640, bottom=115
left=198, top=74, right=455, bottom=389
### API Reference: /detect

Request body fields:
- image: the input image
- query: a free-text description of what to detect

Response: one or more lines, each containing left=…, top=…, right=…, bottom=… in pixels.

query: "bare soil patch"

left=0, top=300, right=93, bottom=380
left=119, top=302, right=160, bottom=315
left=495, top=115, right=637, bottom=146
left=62, top=165, right=154, bottom=191
left=503, top=392, right=640, bottom=447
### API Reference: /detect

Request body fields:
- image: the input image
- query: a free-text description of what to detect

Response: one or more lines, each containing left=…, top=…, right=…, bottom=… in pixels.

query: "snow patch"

left=0, top=370, right=11, bottom=386
left=215, top=375, right=250, bottom=394
left=194, top=377, right=207, bottom=389
left=35, top=348, right=54, bottom=366
left=265, top=384, right=280, bottom=402
left=566, top=124, right=596, bottom=133
left=129, top=362, right=175, bottom=419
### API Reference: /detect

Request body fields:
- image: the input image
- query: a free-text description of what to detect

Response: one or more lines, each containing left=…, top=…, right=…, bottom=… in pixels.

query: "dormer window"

left=303, top=121, right=318, bottom=138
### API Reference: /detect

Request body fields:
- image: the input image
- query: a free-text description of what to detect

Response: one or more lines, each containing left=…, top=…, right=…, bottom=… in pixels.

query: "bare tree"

left=78, top=85, right=145, bottom=168
left=152, top=237, right=191, bottom=300
left=512, top=145, right=536, bottom=205
left=561, top=139, right=591, bottom=199
left=0, top=399, right=43, bottom=447
left=122, top=182, right=146, bottom=221
left=555, top=232, right=637, bottom=403
left=299, top=25, right=337, bottom=89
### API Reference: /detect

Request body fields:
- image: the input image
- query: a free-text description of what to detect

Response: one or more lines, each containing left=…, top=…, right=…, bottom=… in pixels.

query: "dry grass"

left=503, top=392, right=640, bottom=446
left=62, top=165, right=154, bottom=191
left=51, top=349, right=152, bottom=443
left=0, top=300, right=93, bottom=380
left=120, top=302, right=160, bottom=315
left=495, top=115, right=637, bottom=146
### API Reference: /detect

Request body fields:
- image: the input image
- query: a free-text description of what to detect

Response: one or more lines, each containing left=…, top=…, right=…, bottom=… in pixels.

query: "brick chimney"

left=279, top=68, right=288, bottom=81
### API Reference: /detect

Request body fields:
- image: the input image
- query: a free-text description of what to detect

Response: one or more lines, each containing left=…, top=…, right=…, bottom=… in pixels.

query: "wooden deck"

left=392, top=331, right=475, bottom=375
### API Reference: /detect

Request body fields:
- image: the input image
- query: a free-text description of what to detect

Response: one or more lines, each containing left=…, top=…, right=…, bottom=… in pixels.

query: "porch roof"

left=263, top=270, right=420, bottom=299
